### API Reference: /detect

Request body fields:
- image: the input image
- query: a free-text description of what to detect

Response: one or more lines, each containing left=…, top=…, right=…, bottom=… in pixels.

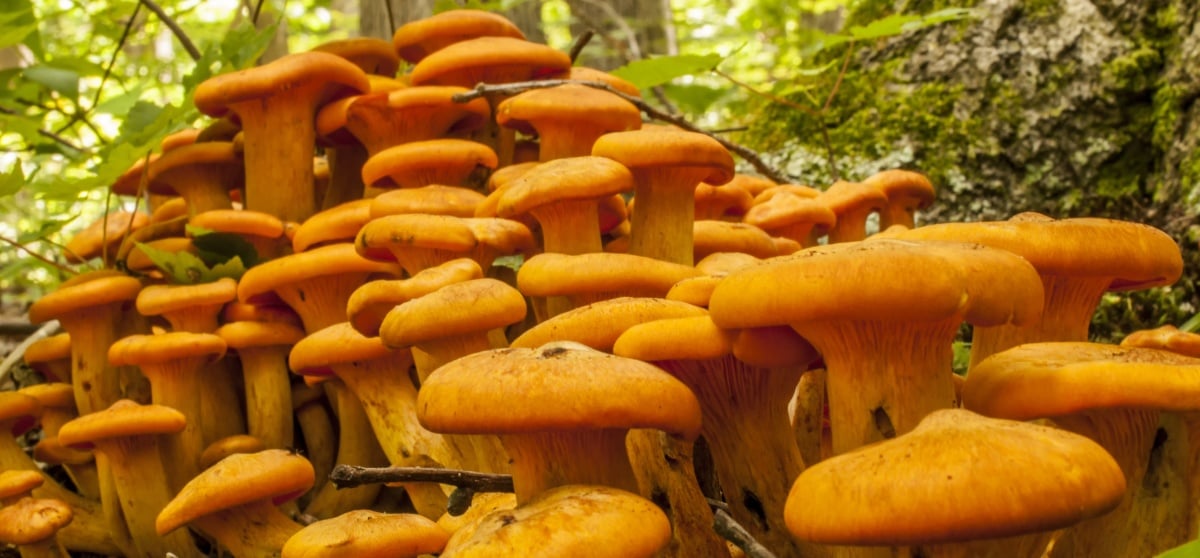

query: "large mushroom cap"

left=418, top=342, right=702, bottom=440
left=785, top=409, right=1126, bottom=545
left=0, top=497, right=73, bottom=545
left=592, top=128, right=735, bottom=186
left=379, top=278, right=526, bottom=349
left=709, top=238, right=1045, bottom=329
left=194, top=51, right=369, bottom=120
left=392, top=9, right=525, bottom=64
left=894, top=215, right=1184, bottom=291
left=282, top=510, right=450, bottom=557
left=27, top=270, right=143, bottom=325
left=441, top=485, right=670, bottom=558
left=58, top=400, right=186, bottom=448
left=156, top=449, right=315, bottom=535
left=409, top=36, right=570, bottom=87
left=963, top=342, right=1200, bottom=420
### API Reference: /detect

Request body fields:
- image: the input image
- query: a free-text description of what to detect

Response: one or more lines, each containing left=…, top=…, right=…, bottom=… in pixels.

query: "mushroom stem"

left=102, top=436, right=202, bottom=557
left=322, top=145, right=369, bottom=210
left=191, top=499, right=302, bottom=558
left=236, top=100, right=318, bottom=223
left=1048, top=409, right=1167, bottom=558
left=302, top=380, right=386, bottom=519
left=236, top=348, right=295, bottom=450
left=628, top=168, right=698, bottom=266
left=140, top=360, right=206, bottom=490
left=802, top=320, right=958, bottom=456
left=501, top=429, right=638, bottom=504
left=969, top=276, right=1110, bottom=369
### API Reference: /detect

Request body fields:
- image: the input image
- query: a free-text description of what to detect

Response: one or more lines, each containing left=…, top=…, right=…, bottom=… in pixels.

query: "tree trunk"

left=566, top=0, right=670, bottom=69
left=754, top=0, right=1200, bottom=339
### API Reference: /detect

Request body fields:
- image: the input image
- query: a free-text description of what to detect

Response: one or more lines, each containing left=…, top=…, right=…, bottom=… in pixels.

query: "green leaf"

left=17, top=216, right=74, bottom=243
left=660, top=84, right=728, bottom=115
left=493, top=254, right=524, bottom=273
left=0, top=113, right=44, bottom=146
left=93, top=89, right=143, bottom=117
left=848, top=14, right=924, bottom=40
left=189, top=229, right=260, bottom=268
left=1180, top=312, right=1200, bottom=334
left=133, top=242, right=247, bottom=284
left=0, top=165, right=24, bottom=197
left=0, top=8, right=36, bottom=50
left=1157, top=539, right=1200, bottom=558
left=610, top=53, right=725, bottom=90
left=22, top=65, right=80, bottom=100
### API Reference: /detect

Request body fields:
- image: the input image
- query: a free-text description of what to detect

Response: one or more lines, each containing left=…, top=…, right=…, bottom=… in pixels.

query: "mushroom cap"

left=550, top=66, right=642, bottom=98
left=355, top=213, right=479, bottom=262
left=194, top=51, right=369, bottom=119
left=592, top=128, right=735, bottom=186
left=817, top=179, right=888, bottom=216
left=409, top=36, right=569, bottom=87
left=156, top=449, right=315, bottom=535
left=312, top=37, right=400, bottom=76
left=291, top=199, right=375, bottom=252
left=369, top=185, right=485, bottom=219
left=0, top=470, right=44, bottom=501
left=497, top=156, right=634, bottom=218
left=28, top=270, right=142, bottom=325
left=216, top=319, right=307, bottom=350
left=144, top=141, right=243, bottom=196
left=315, top=76, right=408, bottom=145
left=108, top=331, right=227, bottom=367
left=418, top=342, right=702, bottom=440
left=708, top=238, right=1045, bottom=329
left=283, top=510, right=450, bottom=557
left=893, top=215, right=1184, bottom=291
left=0, top=497, right=73, bottom=545
left=346, top=258, right=483, bottom=336
left=379, top=278, right=526, bottom=348
left=614, top=314, right=733, bottom=362
left=862, top=169, right=935, bottom=207
left=516, top=252, right=701, bottom=299
left=694, top=181, right=754, bottom=220
left=22, top=333, right=71, bottom=377
left=64, top=211, right=149, bottom=262
left=136, top=277, right=238, bottom=318
left=361, top=139, right=497, bottom=189
left=784, top=409, right=1126, bottom=545
left=199, top=434, right=266, bottom=470
left=18, top=382, right=75, bottom=412
left=692, top=220, right=778, bottom=260
left=511, top=297, right=707, bottom=351
left=665, top=275, right=722, bottom=308
left=289, top=322, right=395, bottom=375
left=743, top=192, right=836, bottom=234
left=392, top=9, right=525, bottom=64
left=58, top=399, right=186, bottom=448
left=189, top=209, right=285, bottom=241
left=442, top=485, right=670, bottom=558
left=237, top=243, right=401, bottom=304
left=1121, top=325, right=1200, bottom=357
left=963, top=341, right=1200, bottom=420
left=728, top=174, right=779, bottom=197
left=495, top=84, right=642, bottom=138
left=345, top=86, right=491, bottom=148
left=0, top=392, right=42, bottom=436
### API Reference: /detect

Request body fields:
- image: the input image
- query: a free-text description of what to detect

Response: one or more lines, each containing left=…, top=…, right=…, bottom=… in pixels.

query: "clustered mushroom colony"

left=3, top=8, right=1197, bottom=558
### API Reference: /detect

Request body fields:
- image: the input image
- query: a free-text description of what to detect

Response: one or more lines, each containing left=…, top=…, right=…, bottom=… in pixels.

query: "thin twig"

left=714, top=69, right=819, bottom=117
left=706, top=126, right=750, bottom=134
left=0, top=321, right=61, bottom=389
left=568, top=29, right=595, bottom=64
left=0, top=106, right=85, bottom=153
left=713, top=508, right=778, bottom=558
left=0, top=236, right=76, bottom=275
left=452, top=80, right=790, bottom=183
left=329, top=464, right=515, bottom=492
left=93, top=2, right=142, bottom=112
left=822, top=40, right=856, bottom=113
left=139, top=0, right=201, bottom=61
left=251, top=0, right=266, bottom=25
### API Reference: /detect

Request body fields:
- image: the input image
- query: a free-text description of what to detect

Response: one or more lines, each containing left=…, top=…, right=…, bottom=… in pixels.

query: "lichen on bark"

left=747, top=0, right=1200, bottom=341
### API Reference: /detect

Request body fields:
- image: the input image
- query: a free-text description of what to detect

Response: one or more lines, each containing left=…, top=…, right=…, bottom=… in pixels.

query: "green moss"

left=1151, top=85, right=1184, bottom=152
left=1180, top=150, right=1200, bottom=205
left=1021, top=0, right=1062, bottom=21
left=1102, top=47, right=1162, bottom=93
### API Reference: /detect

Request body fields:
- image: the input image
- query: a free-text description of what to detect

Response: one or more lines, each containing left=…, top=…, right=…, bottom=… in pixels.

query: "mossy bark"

left=751, top=0, right=1200, bottom=341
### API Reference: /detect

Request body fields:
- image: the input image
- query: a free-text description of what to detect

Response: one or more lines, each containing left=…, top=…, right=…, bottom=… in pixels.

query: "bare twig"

left=0, top=321, right=60, bottom=388
left=0, top=106, right=86, bottom=153
left=823, top=40, right=856, bottom=113
left=568, top=30, right=595, bottom=64
left=139, top=0, right=202, bottom=61
left=706, top=126, right=750, bottom=134
left=453, top=80, right=790, bottom=183
left=329, top=464, right=515, bottom=492
left=0, top=236, right=76, bottom=275
left=573, top=0, right=642, bottom=59
left=713, top=508, right=778, bottom=558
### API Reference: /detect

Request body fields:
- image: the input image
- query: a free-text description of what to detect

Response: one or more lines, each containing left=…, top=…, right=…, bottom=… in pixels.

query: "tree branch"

left=0, top=235, right=76, bottom=276
left=568, top=30, right=595, bottom=64
left=452, top=80, right=790, bottom=183
left=713, top=508, right=778, bottom=558
left=329, top=464, right=515, bottom=492
left=0, top=106, right=86, bottom=153
left=139, top=0, right=202, bottom=61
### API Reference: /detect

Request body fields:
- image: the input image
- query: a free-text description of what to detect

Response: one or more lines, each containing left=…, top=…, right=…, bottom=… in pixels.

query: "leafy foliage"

left=134, top=241, right=246, bottom=284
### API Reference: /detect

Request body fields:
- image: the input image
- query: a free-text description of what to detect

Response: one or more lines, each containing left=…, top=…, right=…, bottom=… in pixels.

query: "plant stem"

left=139, top=0, right=201, bottom=61
left=329, top=464, right=515, bottom=492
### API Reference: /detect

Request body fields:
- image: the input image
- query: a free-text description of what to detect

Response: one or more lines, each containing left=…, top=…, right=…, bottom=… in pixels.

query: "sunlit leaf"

left=493, top=254, right=524, bottom=273
left=17, top=216, right=74, bottom=243
left=0, top=113, right=44, bottom=147
left=93, top=89, right=142, bottom=117
left=0, top=164, right=24, bottom=197
left=611, top=53, right=725, bottom=90
left=23, top=65, right=80, bottom=100
left=133, top=242, right=247, bottom=284
left=190, top=229, right=260, bottom=268
left=660, top=83, right=728, bottom=115
left=0, top=8, right=36, bottom=50
left=1157, top=539, right=1200, bottom=558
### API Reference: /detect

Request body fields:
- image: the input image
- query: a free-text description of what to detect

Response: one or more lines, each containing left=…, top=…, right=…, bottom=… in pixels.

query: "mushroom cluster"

left=4, top=7, right=1197, bottom=558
